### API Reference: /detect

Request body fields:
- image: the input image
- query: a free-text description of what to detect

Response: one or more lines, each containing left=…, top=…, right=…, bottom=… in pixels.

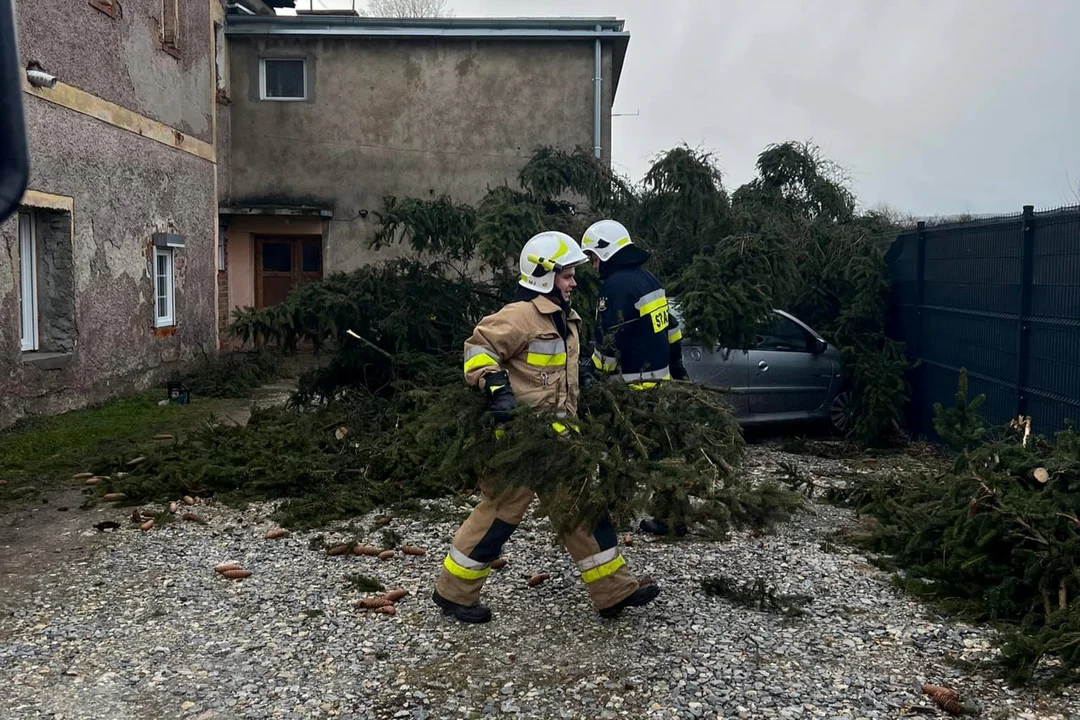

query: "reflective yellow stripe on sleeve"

left=464, top=347, right=500, bottom=373
left=667, top=327, right=683, bottom=344
left=591, top=349, right=617, bottom=372
left=635, top=289, right=668, bottom=316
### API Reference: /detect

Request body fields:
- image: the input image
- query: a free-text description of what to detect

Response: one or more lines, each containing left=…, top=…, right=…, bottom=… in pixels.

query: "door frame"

left=254, top=234, right=323, bottom=309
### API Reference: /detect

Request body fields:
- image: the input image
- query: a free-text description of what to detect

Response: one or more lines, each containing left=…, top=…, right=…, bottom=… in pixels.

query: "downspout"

left=593, top=25, right=602, bottom=159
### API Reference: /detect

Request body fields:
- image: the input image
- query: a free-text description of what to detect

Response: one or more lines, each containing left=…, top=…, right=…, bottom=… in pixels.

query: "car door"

left=748, top=311, right=834, bottom=417
left=682, top=344, right=750, bottom=415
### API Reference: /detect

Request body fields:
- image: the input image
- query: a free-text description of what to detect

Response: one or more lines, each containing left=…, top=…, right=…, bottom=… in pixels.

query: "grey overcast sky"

left=289, top=0, right=1080, bottom=217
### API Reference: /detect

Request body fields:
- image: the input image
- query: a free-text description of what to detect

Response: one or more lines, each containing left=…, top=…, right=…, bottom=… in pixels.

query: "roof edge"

left=228, top=15, right=625, bottom=31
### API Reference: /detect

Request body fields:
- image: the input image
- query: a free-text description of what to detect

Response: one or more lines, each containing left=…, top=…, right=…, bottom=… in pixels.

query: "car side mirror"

left=812, top=338, right=828, bottom=354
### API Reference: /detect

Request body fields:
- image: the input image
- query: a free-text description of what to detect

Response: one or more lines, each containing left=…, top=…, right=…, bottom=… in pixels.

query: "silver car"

left=676, top=307, right=852, bottom=433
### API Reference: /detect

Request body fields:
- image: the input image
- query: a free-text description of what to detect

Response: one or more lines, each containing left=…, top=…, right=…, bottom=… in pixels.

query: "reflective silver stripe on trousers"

left=621, top=366, right=671, bottom=382
left=576, top=547, right=621, bottom=572
left=633, top=289, right=666, bottom=311
left=448, top=546, right=491, bottom=571
left=528, top=338, right=566, bottom=354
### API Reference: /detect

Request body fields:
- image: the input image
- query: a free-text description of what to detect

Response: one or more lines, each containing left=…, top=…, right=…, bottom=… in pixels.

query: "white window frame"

left=154, top=247, right=175, bottom=328
left=259, top=58, right=307, bottom=102
left=18, top=211, right=39, bottom=352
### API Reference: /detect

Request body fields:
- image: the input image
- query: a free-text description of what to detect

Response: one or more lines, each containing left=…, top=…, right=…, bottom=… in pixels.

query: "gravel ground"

left=1, top=443, right=1077, bottom=720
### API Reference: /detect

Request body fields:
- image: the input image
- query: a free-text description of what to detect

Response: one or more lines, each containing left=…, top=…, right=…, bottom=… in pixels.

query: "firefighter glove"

left=484, top=370, right=517, bottom=424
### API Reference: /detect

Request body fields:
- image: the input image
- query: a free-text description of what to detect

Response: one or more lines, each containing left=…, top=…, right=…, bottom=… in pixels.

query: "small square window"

left=260, top=58, right=306, bottom=101
left=154, top=247, right=175, bottom=328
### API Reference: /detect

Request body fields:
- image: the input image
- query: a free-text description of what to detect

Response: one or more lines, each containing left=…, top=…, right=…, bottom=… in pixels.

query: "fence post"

left=914, top=221, right=927, bottom=433
left=1016, top=205, right=1035, bottom=418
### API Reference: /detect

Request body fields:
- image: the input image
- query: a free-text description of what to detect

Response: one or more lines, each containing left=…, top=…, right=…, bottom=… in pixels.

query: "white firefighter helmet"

left=581, top=219, right=633, bottom=263
left=518, top=231, right=589, bottom=293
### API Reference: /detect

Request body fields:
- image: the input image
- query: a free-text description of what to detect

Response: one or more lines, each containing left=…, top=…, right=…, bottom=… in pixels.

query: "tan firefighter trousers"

left=435, top=479, right=640, bottom=611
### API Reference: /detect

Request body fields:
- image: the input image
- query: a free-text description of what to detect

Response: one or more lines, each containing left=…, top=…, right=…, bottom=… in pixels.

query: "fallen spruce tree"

left=86, top=332, right=793, bottom=537
left=367, top=142, right=911, bottom=445
left=87, top=141, right=902, bottom=538
left=833, top=370, right=1080, bottom=686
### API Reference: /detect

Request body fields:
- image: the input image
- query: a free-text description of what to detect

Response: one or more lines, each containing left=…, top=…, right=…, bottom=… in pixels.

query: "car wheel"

left=829, top=390, right=853, bottom=435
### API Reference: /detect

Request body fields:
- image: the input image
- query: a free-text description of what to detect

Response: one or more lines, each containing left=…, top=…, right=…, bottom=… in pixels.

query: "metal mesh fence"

left=888, top=205, right=1080, bottom=438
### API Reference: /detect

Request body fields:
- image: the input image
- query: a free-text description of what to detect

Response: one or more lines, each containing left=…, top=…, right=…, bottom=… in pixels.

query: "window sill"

left=162, top=42, right=182, bottom=60
left=21, top=352, right=73, bottom=371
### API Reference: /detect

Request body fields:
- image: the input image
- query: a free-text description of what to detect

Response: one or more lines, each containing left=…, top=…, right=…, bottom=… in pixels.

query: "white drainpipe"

left=593, top=25, right=602, bottom=159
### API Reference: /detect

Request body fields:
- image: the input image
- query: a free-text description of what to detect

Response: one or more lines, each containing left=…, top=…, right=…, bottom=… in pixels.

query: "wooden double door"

left=256, top=235, right=322, bottom=308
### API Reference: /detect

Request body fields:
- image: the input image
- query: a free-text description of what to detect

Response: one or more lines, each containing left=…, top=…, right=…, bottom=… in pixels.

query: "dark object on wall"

left=0, top=0, right=30, bottom=223
left=152, top=232, right=186, bottom=248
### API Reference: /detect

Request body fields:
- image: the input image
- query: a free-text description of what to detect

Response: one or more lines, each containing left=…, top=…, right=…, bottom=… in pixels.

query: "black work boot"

left=432, top=590, right=492, bottom=624
left=639, top=518, right=688, bottom=537
left=598, top=583, right=661, bottom=619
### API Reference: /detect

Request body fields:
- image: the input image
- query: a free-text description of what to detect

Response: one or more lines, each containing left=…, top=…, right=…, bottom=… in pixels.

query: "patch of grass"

left=0, top=391, right=225, bottom=512
left=344, top=573, right=385, bottom=593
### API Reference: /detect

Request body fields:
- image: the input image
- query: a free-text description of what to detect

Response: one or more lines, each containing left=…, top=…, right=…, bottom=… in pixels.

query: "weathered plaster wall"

left=15, top=0, right=213, bottom=143
left=0, top=100, right=217, bottom=429
left=227, top=37, right=615, bottom=273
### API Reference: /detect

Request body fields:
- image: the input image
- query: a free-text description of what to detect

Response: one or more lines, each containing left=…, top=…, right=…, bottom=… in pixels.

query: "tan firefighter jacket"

left=462, top=294, right=582, bottom=417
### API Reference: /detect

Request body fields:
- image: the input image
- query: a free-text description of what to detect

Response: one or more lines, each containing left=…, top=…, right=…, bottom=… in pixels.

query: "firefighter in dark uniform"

left=581, top=219, right=691, bottom=536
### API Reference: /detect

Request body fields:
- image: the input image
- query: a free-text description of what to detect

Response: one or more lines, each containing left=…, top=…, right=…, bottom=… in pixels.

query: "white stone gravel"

left=1, top=443, right=1077, bottom=720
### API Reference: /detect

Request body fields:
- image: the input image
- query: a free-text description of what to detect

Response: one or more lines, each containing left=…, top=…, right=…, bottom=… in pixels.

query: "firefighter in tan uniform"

left=432, top=231, right=662, bottom=624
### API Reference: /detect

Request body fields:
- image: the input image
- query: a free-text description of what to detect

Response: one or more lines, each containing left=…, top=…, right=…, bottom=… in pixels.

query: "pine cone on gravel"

left=383, top=589, right=409, bottom=603
left=221, top=569, right=252, bottom=580
left=356, top=597, right=392, bottom=609
left=921, top=684, right=964, bottom=716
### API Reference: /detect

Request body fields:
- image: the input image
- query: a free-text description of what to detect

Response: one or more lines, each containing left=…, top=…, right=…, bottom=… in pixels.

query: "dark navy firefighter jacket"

left=590, top=247, right=688, bottom=386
